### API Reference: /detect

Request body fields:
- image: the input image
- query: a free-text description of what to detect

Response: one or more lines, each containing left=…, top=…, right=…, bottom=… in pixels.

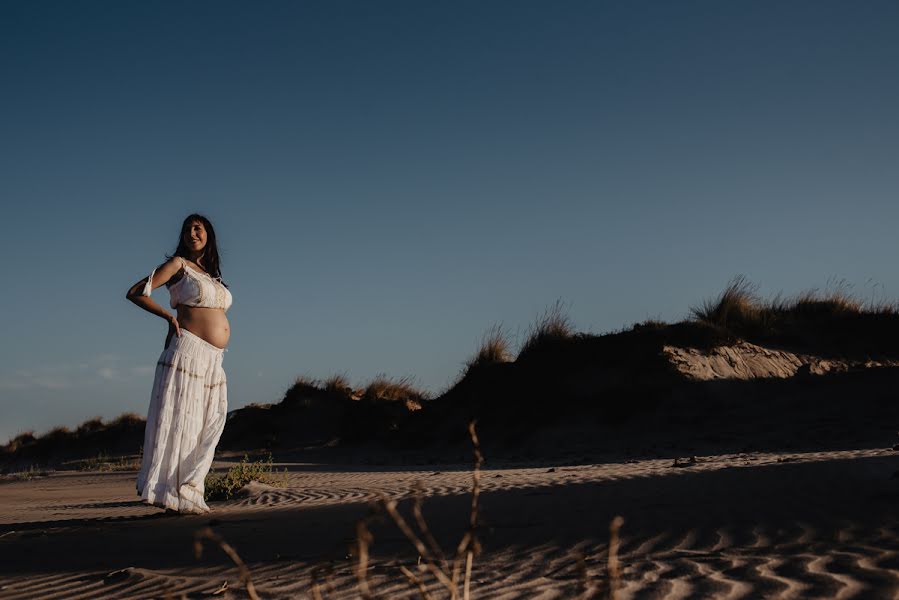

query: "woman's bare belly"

left=176, top=305, right=230, bottom=349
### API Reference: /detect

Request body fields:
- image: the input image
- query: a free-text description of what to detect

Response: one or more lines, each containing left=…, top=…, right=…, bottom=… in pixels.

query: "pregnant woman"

left=125, top=213, right=233, bottom=514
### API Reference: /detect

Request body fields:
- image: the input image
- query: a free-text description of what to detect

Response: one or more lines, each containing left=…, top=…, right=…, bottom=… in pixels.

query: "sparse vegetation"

left=464, top=324, right=513, bottom=373
left=517, top=299, right=575, bottom=359
left=324, top=373, right=352, bottom=396
left=0, top=464, right=51, bottom=482
left=1, top=414, right=146, bottom=470
left=204, top=452, right=288, bottom=502
left=361, top=374, right=427, bottom=409
left=689, top=275, right=899, bottom=353
left=7, top=276, right=899, bottom=468
left=65, top=449, right=142, bottom=472
left=690, top=275, right=762, bottom=331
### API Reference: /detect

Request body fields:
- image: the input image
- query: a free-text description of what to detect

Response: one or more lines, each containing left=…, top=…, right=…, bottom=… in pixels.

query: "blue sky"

left=2, top=1, right=898, bottom=443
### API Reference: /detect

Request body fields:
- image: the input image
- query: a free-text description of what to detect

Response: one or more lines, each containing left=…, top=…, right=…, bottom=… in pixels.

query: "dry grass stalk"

left=400, top=565, right=436, bottom=600
left=575, top=551, right=588, bottom=599
left=413, top=482, right=449, bottom=571
left=381, top=497, right=456, bottom=592
left=451, top=421, right=483, bottom=597
left=607, top=516, right=624, bottom=600
left=193, top=526, right=260, bottom=600
left=355, top=519, right=377, bottom=600
left=356, top=420, right=485, bottom=600
left=311, top=564, right=335, bottom=600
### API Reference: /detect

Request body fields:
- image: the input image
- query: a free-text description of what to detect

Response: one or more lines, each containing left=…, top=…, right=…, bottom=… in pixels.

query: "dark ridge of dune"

left=6, top=330, right=899, bottom=471
left=7, top=288, right=899, bottom=470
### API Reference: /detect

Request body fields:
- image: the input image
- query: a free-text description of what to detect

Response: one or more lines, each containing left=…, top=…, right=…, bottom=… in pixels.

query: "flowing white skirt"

left=136, top=329, right=228, bottom=513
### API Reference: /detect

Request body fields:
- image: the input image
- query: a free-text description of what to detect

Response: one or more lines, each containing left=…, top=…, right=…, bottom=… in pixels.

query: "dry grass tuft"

left=689, top=275, right=761, bottom=330
left=464, top=324, right=513, bottom=373
left=290, top=375, right=322, bottom=395
left=324, top=373, right=353, bottom=396
left=518, top=299, right=575, bottom=359
left=4, top=431, right=36, bottom=453
left=107, top=412, right=144, bottom=428
left=362, top=375, right=427, bottom=409
left=690, top=276, right=899, bottom=346
left=75, top=417, right=105, bottom=437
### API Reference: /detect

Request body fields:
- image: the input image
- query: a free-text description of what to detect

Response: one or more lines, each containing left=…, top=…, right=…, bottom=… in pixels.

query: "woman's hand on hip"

left=167, top=314, right=181, bottom=338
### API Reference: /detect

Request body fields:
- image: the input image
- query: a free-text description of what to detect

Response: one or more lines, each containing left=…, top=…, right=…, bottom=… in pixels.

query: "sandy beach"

left=2, top=445, right=898, bottom=599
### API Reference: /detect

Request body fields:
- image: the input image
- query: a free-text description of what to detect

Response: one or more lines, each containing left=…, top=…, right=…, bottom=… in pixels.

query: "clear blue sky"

left=2, top=1, right=898, bottom=443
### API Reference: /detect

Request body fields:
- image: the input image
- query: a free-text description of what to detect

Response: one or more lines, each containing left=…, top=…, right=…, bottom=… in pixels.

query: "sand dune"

left=2, top=447, right=899, bottom=599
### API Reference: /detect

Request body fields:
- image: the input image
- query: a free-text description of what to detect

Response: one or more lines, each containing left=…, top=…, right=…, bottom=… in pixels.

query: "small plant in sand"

left=204, top=452, right=288, bottom=502
left=0, top=464, right=52, bottom=482
left=68, top=449, right=142, bottom=472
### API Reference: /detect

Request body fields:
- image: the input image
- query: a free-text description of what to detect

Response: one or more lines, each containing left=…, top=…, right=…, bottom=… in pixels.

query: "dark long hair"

left=166, top=213, right=227, bottom=286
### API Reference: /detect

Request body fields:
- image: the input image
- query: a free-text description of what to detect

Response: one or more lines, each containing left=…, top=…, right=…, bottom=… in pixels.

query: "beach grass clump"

left=106, top=412, right=144, bottom=428
left=689, top=275, right=763, bottom=331
left=361, top=375, right=427, bottom=410
left=204, top=452, right=288, bottom=502
left=465, top=324, right=513, bottom=373
left=518, top=299, right=575, bottom=359
left=4, top=431, right=36, bottom=454
left=75, top=417, right=105, bottom=438
left=323, top=373, right=353, bottom=396
left=690, top=275, right=899, bottom=335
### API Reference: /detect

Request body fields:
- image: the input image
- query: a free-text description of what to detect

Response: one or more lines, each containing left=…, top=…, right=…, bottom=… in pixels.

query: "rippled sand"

left=2, top=447, right=899, bottom=599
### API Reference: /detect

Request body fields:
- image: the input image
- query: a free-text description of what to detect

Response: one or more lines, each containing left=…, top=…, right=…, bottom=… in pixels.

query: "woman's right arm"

left=125, top=258, right=182, bottom=332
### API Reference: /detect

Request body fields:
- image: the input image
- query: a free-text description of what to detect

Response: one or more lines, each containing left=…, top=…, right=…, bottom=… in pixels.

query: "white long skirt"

left=136, top=329, right=228, bottom=514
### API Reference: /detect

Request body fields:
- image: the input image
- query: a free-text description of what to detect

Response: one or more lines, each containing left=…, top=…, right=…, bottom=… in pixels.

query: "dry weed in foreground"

left=193, top=526, right=261, bottom=600
left=607, top=516, right=625, bottom=600
left=352, top=420, right=484, bottom=600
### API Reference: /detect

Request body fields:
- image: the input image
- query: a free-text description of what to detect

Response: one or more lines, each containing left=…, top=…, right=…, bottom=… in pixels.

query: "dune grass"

left=464, top=324, right=513, bottom=373
left=324, top=373, right=353, bottom=395
left=517, top=299, right=575, bottom=360
left=361, top=374, right=427, bottom=408
left=690, top=275, right=899, bottom=341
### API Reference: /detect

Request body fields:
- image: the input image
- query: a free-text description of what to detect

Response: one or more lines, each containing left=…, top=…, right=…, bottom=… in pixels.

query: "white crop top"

left=142, top=258, right=232, bottom=312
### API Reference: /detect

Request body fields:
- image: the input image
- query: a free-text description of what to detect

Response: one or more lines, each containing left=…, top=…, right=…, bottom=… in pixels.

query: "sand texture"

left=2, top=446, right=899, bottom=599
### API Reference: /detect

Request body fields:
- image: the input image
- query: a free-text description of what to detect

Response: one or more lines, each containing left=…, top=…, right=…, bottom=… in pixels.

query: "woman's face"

left=184, top=220, right=208, bottom=255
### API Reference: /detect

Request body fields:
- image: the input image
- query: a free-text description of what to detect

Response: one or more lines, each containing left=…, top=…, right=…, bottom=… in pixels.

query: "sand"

left=2, top=447, right=899, bottom=599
